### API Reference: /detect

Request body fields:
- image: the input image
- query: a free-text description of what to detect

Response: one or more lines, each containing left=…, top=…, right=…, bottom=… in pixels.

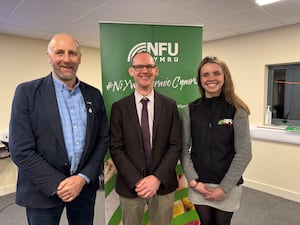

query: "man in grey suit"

left=9, top=33, right=109, bottom=225
left=109, top=51, right=182, bottom=225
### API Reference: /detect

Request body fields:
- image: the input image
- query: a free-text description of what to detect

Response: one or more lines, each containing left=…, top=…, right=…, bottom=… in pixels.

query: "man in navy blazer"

left=9, top=33, right=109, bottom=225
left=109, top=52, right=182, bottom=225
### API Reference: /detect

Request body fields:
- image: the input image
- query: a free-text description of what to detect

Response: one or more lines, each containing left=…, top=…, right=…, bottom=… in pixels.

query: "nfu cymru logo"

left=127, top=42, right=179, bottom=63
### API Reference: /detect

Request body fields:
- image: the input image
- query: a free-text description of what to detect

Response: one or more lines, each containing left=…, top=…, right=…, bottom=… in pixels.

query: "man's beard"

left=53, top=66, right=76, bottom=81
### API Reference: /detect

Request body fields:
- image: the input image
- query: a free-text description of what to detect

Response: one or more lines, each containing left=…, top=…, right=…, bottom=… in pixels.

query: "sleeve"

left=180, top=105, right=199, bottom=183
left=9, top=84, right=66, bottom=197
left=219, top=109, right=252, bottom=193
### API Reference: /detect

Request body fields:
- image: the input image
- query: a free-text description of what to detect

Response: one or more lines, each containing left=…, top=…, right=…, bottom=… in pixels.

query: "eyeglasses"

left=131, top=64, right=157, bottom=71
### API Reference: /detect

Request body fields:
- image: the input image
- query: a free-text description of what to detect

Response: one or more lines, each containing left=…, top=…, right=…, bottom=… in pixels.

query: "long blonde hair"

left=197, top=56, right=250, bottom=115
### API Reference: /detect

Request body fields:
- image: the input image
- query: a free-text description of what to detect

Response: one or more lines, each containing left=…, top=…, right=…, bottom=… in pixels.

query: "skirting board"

left=244, top=179, right=300, bottom=203
left=0, top=184, right=16, bottom=196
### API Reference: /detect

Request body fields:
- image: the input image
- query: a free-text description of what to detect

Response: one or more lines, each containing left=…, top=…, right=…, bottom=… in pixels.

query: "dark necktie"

left=141, top=98, right=151, bottom=174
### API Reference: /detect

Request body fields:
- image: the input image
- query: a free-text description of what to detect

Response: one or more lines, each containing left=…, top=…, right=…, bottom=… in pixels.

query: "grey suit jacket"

left=109, top=91, right=182, bottom=198
left=9, top=74, right=109, bottom=208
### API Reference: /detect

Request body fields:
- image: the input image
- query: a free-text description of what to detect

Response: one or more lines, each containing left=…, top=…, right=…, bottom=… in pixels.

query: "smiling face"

left=47, top=33, right=81, bottom=89
left=128, top=52, right=158, bottom=95
left=199, top=62, right=224, bottom=98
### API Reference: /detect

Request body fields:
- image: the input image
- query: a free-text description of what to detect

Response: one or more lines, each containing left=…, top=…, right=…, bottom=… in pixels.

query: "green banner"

left=100, top=22, right=202, bottom=225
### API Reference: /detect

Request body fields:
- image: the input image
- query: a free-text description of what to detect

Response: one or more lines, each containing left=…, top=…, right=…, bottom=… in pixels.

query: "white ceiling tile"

left=0, top=23, right=52, bottom=40
left=213, top=7, right=282, bottom=29
left=181, top=0, right=257, bottom=20
left=263, top=0, right=300, bottom=18
left=66, top=0, right=108, bottom=8
left=0, top=0, right=300, bottom=48
left=5, top=0, right=91, bottom=30
left=0, top=0, right=21, bottom=21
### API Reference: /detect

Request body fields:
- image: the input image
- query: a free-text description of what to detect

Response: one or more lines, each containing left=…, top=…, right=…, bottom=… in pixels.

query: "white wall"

left=0, top=34, right=101, bottom=195
left=1, top=24, right=300, bottom=201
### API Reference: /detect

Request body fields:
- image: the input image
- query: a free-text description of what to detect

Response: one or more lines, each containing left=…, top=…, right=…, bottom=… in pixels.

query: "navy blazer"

left=9, top=74, right=109, bottom=208
left=109, top=92, right=182, bottom=198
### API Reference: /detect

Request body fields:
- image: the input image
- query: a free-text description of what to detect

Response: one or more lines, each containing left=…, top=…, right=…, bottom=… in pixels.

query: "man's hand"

left=57, top=175, right=86, bottom=202
left=135, top=175, right=160, bottom=199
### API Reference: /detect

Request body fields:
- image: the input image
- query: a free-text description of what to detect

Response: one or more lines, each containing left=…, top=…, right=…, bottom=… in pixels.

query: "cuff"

left=78, top=173, right=90, bottom=184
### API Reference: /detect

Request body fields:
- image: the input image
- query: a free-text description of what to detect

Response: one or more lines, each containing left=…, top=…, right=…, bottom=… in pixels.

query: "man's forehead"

left=134, top=53, right=155, bottom=62
left=53, top=47, right=79, bottom=52
left=50, top=37, right=78, bottom=49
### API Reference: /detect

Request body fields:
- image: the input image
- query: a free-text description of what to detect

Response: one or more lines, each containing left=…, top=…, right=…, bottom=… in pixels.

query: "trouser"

left=26, top=192, right=96, bottom=225
left=120, top=191, right=175, bottom=225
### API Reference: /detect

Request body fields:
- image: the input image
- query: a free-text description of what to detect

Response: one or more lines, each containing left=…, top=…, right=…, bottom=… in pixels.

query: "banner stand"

left=100, top=22, right=202, bottom=225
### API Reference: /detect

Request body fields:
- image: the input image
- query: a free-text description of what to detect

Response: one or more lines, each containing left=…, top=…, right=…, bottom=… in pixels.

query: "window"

left=267, top=63, right=300, bottom=126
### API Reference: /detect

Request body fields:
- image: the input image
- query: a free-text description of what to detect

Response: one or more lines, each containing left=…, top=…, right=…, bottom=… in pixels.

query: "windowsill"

left=250, top=125, right=300, bottom=145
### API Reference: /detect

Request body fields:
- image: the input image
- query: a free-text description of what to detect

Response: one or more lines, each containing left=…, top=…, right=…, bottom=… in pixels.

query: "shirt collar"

left=134, top=90, right=154, bottom=103
left=52, top=73, right=80, bottom=91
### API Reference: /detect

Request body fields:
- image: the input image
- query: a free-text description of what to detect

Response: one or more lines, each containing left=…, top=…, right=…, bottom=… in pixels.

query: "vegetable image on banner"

left=100, top=22, right=202, bottom=225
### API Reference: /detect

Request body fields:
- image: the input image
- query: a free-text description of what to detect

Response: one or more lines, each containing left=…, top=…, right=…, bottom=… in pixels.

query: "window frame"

left=267, top=62, right=300, bottom=126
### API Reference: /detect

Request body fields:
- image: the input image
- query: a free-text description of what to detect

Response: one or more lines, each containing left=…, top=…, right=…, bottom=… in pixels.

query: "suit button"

left=64, top=162, right=69, bottom=166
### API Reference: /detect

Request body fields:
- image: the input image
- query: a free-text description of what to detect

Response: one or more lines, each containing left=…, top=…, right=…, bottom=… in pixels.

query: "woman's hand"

left=204, top=187, right=227, bottom=201
left=193, top=182, right=212, bottom=197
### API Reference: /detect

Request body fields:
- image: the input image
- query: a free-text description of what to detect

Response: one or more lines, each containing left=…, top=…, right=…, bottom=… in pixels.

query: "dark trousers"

left=194, top=204, right=233, bottom=225
left=26, top=192, right=96, bottom=225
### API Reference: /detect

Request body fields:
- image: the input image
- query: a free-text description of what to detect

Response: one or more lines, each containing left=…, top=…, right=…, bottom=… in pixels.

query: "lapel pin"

left=86, top=101, right=93, bottom=113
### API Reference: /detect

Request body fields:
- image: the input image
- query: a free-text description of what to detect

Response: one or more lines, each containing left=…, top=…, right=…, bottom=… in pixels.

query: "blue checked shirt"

left=52, top=75, right=89, bottom=182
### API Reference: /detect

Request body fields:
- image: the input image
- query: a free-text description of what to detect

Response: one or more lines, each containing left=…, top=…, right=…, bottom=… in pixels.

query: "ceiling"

left=1, top=0, right=300, bottom=48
